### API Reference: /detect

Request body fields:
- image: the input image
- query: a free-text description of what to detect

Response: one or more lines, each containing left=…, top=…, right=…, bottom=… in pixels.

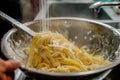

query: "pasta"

left=26, top=32, right=111, bottom=72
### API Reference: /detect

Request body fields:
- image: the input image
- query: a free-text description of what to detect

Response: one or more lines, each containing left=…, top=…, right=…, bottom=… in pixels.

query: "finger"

left=0, top=59, right=19, bottom=80
left=5, top=71, right=14, bottom=80
left=0, top=74, right=12, bottom=80
left=0, top=58, right=7, bottom=72
left=4, top=59, right=21, bottom=72
left=6, top=77, right=12, bottom=80
left=4, top=74, right=12, bottom=80
left=0, top=72, right=5, bottom=80
left=0, top=69, right=14, bottom=80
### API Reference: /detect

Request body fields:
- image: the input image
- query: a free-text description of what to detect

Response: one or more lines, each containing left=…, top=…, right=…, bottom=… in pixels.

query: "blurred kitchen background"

left=21, top=0, right=120, bottom=23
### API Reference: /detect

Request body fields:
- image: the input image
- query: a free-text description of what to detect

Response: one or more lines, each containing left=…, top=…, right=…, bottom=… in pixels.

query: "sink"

left=105, top=22, right=120, bottom=29
left=48, top=3, right=112, bottom=20
left=35, top=2, right=119, bottom=29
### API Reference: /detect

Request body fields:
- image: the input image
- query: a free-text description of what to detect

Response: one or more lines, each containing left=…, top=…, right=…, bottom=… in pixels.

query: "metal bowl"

left=1, top=17, right=120, bottom=80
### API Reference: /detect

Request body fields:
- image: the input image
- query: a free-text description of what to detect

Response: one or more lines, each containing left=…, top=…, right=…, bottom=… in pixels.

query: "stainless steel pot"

left=1, top=17, right=120, bottom=80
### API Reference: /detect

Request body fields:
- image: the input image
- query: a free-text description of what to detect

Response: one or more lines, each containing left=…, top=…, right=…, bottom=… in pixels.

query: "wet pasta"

left=26, top=32, right=111, bottom=72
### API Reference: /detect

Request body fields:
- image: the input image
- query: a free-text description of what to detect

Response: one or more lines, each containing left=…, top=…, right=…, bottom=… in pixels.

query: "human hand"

left=0, top=58, right=20, bottom=80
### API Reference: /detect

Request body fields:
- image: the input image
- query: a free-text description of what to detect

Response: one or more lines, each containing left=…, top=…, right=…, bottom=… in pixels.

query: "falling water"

left=41, top=0, right=50, bottom=32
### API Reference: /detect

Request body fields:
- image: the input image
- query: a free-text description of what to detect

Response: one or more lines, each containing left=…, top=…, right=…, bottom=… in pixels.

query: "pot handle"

left=92, top=69, right=112, bottom=80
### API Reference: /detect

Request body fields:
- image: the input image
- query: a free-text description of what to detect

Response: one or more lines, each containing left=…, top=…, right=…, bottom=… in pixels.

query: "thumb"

left=5, top=59, right=21, bottom=71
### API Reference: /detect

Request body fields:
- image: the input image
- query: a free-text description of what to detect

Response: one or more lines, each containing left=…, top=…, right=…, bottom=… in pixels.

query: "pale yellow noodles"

left=26, top=32, right=111, bottom=72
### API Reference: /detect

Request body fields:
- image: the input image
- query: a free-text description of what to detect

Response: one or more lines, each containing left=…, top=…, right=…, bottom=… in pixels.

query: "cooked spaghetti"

left=26, top=32, right=111, bottom=72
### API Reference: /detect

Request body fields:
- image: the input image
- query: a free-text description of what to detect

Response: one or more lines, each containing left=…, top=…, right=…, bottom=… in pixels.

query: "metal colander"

left=1, top=17, right=120, bottom=80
